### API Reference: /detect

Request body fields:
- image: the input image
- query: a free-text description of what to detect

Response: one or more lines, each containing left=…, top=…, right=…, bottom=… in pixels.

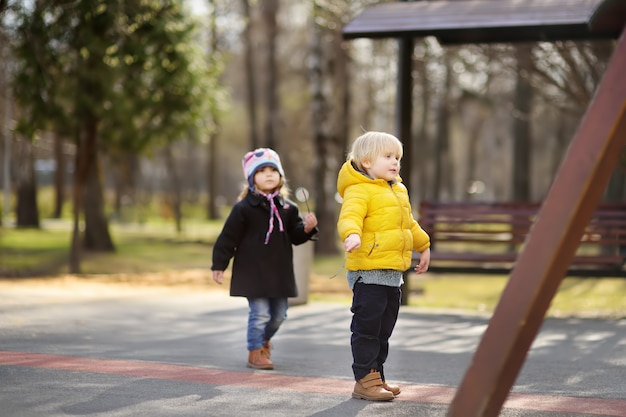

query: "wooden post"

left=397, top=33, right=414, bottom=306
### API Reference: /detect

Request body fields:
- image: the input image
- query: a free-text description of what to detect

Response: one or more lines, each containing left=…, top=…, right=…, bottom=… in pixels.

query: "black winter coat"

left=211, top=191, right=317, bottom=298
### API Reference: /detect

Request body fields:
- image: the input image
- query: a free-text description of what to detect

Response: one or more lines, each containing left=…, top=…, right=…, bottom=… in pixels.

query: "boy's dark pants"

left=350, top=281, right=401, bottom=382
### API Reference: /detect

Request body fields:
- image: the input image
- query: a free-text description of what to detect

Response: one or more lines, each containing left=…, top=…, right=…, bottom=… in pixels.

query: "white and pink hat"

left=242, top=148, right=285, bottom=187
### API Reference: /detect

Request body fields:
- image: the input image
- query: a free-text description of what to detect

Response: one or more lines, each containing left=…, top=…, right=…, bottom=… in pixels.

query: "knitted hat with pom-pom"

left=242, top=148, right=285, bottom=188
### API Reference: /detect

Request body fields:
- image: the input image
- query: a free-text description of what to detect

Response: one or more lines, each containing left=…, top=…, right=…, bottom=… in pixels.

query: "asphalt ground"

left=1, top=277, right=625, bottom=417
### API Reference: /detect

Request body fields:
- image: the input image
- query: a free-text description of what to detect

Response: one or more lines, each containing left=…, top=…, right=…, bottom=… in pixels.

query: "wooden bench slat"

left=420, top=252, right=624, bottom=265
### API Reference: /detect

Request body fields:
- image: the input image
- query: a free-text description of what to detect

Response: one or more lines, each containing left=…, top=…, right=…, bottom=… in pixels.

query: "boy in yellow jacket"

left=337, top=131, right=431, bottom=401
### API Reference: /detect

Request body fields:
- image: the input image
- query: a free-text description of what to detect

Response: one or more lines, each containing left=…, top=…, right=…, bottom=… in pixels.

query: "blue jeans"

left=350, top=281, right=401, bottom=382
left=246, top=297, right=288, bottom=351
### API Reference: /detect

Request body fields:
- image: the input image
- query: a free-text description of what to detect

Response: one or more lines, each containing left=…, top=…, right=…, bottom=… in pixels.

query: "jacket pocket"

left=365, top=233, right=379, bottom=257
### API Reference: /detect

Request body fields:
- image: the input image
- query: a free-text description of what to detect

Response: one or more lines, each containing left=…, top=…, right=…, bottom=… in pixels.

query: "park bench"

left=414, top=201, right=626, bottom=277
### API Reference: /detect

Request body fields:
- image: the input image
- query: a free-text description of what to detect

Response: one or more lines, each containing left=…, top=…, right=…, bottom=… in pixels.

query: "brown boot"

left=352, top=371, right=394, bottom=401
left=262, top=339, right=272, bottom=358
left=382, top=381, right=401, bottom=396
left=247, top=348, right=274, bottom=370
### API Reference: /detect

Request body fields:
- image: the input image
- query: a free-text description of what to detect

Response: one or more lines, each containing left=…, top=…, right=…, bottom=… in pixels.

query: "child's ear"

left=361, top=159, right=372, bottom=169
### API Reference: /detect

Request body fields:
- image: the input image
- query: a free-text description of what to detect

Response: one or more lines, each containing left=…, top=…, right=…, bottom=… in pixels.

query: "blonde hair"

left=238, top=177, right=290, bottom=200
left=348, top=131, right=403, bottom=172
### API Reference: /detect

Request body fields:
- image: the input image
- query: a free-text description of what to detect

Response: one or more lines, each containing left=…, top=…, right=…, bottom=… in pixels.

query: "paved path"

left=1, top=278, right=625, bottom=416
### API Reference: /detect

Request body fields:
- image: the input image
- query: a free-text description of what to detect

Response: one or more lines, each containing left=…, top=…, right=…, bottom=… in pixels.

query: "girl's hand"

left=213, top=270, right=224, bottom=285
left=414, top=248, right=430, bottom=274
left=344, top=233, right=361, bottom=252
left=304, top=213, right=318, bottom=233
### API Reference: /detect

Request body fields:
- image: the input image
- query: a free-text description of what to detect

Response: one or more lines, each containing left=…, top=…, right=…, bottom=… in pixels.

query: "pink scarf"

left=258, top=190, right=284, bottom=244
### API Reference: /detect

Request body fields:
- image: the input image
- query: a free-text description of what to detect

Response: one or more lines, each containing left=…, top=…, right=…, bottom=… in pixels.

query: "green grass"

left=407, top=274, right=508, bottom=313
left=1, top=223, right=625, bottom=318
left=403, top=273, right=626, bottom=318
left=551, top=278, right=626, bottom=317
left=0, top=228, right=69, bottom=273
left=0, top=219, right=224, bottom=275
left=79, top=236, right=212, bottom=274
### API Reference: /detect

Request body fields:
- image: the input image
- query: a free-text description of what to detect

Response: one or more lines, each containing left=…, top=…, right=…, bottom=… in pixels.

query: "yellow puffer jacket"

left=337, top=159, right=430, bottom=272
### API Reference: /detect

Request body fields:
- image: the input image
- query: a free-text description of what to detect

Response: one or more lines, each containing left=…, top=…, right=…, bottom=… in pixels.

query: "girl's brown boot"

left=247, top=348, right=274, bottom=370
left=262, top=339, right=272, bottom=358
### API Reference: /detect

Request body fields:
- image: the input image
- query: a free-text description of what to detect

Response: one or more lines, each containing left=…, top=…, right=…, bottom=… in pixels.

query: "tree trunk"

left=14, top=137, right=39, bottom=228
left=512, top=44, right=534, bottom=202
left=1, top=62, right=10, bottom=226
left=82, top=116, right=114, bottom=252
left=16, top=181, right=39, bottom=228
left=52, top=133, right=65, bottom=218
left=207, top=0, right=221, bottom=220
left=69, top=128, right=87, bottom=274
left=163, top=145, right=183, bottom=234
left=112, top=153, right=136, bottom=221
left=604, top=163, right=626, bottom=202
left=434, top=53, right=452, bottom=200
left=240, top=0, right=259, bottom=150
left=416, top=40, right=431, bottom=201
left=463, top=96, right=491, bottom=201
left=262, top=0, right=279, bottom=149
left=207, top=128, right=220, bottom=220
left=309, top=1, right=340, bottom=256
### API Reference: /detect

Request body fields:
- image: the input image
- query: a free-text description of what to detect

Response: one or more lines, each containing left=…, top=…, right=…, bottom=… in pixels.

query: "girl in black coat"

left=212, top=148, right=318, bottom=370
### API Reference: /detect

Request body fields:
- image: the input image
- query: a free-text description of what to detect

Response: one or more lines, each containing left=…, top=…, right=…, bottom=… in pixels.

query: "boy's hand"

left=212, top=270, right=224, bottom=285
left=304, top=213, right=318, bottom=233
left=414, top=248, right=430, bottom=274
left=344, top=233, right=361, bottom=252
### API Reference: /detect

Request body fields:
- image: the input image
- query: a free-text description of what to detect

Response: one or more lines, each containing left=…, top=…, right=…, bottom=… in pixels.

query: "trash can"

left=290, top=240, right=314, bottom=305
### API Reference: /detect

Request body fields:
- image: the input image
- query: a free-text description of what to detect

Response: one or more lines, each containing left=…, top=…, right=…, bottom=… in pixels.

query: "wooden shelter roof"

left=343, top=0, right=626, bottom=43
